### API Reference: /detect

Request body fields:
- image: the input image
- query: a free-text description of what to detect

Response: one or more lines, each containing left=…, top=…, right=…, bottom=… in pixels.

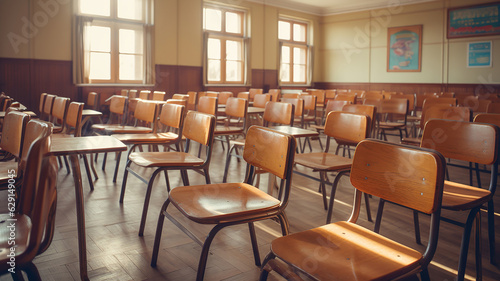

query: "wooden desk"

left=49, top=136, right=126, bottom=281
left=82, top=109, right=103, bottom=125
left=269, top=126, right=319, bottom=153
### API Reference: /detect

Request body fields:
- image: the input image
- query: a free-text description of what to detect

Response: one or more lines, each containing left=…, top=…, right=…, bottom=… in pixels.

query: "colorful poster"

left=448, top=2, right=500, bottom=39
left=468, top=41, right=492, bottom=67
left=387, top=25, right=422, bottom=72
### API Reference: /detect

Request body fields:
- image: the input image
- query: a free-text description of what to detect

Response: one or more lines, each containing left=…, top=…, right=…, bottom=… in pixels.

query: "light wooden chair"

left=340, top=104, right=377, bottom=154
left=376, top=119, right=499, bottom=280
left=139, top=90, right=151, bottom=100
left=218, top=91, right=233, bottom=105
left=310, top=100, right=352, bottom=150
left=294, top=111, right=371, bottom=223
left=49, top=96, right=70, bottom=133
left=260, top=139, right=446, bottom=281
left=197, top=96, right=218, bottom=115
left=41, top=94, right=56, bottom=122
left=0, top=119, right=57, bottom=281
left=38, top=93, right=47, bottom=117
left=0, top=111, right=29, bottom=188
left=237, top=92, right=249, bottom=100
left=186, top=91, right=198, bottom=110
left=486, top=102, right=500, bottom=113
left=222, top=101, right=294, bottom=183
left=87, top=92, right=100, bottom=110
left=249, top=88, right=263, bottom=101
left=152, top=91, right=166, bottom=101
left=151, top=125, right=296, bottom=281
left=120, top=111, right=215, bottom=236
left=268, top=89, right=280, bottom=102
left=253, top=93, right=271, bottom=108
left=214, top=97, right=248, bottom=151
left=376, top=98, right=408, bottom=141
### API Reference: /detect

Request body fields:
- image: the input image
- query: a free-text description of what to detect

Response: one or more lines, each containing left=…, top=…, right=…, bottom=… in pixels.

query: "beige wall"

left=320, top=0, right=500, bottom=84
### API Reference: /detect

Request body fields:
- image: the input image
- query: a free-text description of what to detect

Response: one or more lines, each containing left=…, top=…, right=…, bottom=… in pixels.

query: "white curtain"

left=202, top=32, right=209, bottom=86
left=307, top=45, right=314, bottom=86
left=73, top=16, right=92, bottom=84
left=244, top=37, right=251, bottom=86
left=277, top=41, right=283, bottom=86
left=143, top=0, right=155, bottom=84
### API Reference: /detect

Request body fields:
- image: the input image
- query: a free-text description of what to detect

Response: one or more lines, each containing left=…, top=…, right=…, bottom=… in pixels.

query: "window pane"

left=90, top=52, right=111, bottom=80
left=293, top=23, right=306, bottom=42
left=293, top=47, right=306, bottom=64
left=207, top=38, right=221, bottom=59
left=119, top=28, right=143, bottom=54
left=205, top=8, right=222, bottom=31
left=119, top=54, right=143, bottom=80
left=208, top=59, right=221, bottom=82
left=89, top=26, right=111, bottom=52
left=280, top=63, right=290, bottom=82
left=281, top=46, right=290, bottom=63
left=226, top=12, right=241, bottom=34
left=118, top=0, right=143, bottom=20
left=278, top=21, right=290, bottom=40
left=80, top=0, right=110, bottom=16
left=226, top=61, right=242, bottom=82
left=226, top=40, right=241, bottom=60
left=293, top=64, right=306, bottom=83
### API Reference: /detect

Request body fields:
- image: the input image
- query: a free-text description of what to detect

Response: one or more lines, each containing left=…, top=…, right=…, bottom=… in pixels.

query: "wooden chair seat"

left=294, top=152, right=352, bottom=171
left=443, top=180, right=492, bottom=210
left=98, top=125, right=152, bottom=134
left=113, top=132, right=179, bottom=144
left=170, top=182, right=281, bottom=224
left=129, top=151, right=204, bottom=167
left=378, top=121, right=406, bottom=128
left=214, top=125, right=245, bottom=134
left=270, top=221, right=423, bottom=281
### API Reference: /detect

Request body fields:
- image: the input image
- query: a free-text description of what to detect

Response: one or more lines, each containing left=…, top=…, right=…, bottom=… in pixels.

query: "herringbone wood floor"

left=1, top=134, right=500, bottom=280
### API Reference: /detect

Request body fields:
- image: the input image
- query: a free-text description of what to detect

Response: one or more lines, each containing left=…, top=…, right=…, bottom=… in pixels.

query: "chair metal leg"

left=89, top=154, right=99, bottom=180
left=151, top=198, right=171, bottom=267
left=363, top=192, right=372, bottom=222
left=475, top=163, right=482, bottom=188
left=413, top=210, right=421, bottom=245
left=203, top=167, right=211, bottom=184
left=82, top=154, right=94, bottom=191
left=181, top=170, right=190, bottom=186
left=457, top=207, right=481, bottom=281
left=374, top=199, right=385, bottom=233
left=113, top=151, right=122, bottom=183
left=23, top=262, right=41, bottom=281
left=259, top=252, right=276, bottom=281
left=163, top=170, right=171, bottom=192
left=139, top=169, right=163, bottom=236
left=196, top=224, right=224, bottom=281
left=119, top=160, right=132, bottom=203
left=222, top=144, right=236, bottom=183
left=102, top=152, right=107, bottom=170
left=248, top=222, right=261, bottom=266
left=63, top=155, right=70, bottom=174
left=487, top=200, right=496, bottom=265
left=277, top=212, right=290, bottom=236
left=475, top=211, right=482, bottom=281
left=319, top=171, right=328, bottom=210
left=420, top=269, right=430, bottom=281
left=326, top=171, right=348, bottom=224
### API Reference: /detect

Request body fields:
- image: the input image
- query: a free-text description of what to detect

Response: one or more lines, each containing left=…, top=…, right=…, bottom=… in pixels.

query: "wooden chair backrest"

left=237, top=92, right=249, bottom=100
left=334, top=94, right=356, bottom=103
left=0, top=111, right=29, bottom=158
left=281, top=98, right=303, bottom=117
left=324, top=111, right=369, bottom=145
left=263, top=101, right=294, bottom=126
left=166, top=99, right=187, bottom=106
left=362, top=91, right=383, bottom=100
left=20, top=120, right=52, bottom=170
left=183, top=111, right=215, bottom=146
left=336, top=89, right=349, bottom=95
left=120, top=89, right=129, bottom=96
left=152, top=91, right=166, bottom=101
left=268, top=89, right=281, bottom=102
left=487, top=102, right=500, bottom=114
left=51, top=97, right=70, bottom=122
left=421, top=119, right=499, bottom=165
left=253, top=94, right=271, bottom=108
left=422, top=97, right=456, bottom=109
left=87, top=92, right=100, bottom=110
left=325, top=100, right=351, bottom=114
left=244, top=126, right=295, bottom=181
left=249, top=88, right=263, bottom=100
left=325, top=89, right=337, bottom=100
left=39, top=93, right=47, bottom=113
left=440, top=92, right=455, bottom=98
left=416, top=92, right=438, bottom=108
left=43, top=94, right=56, bottom=117
left=187, top=91, right=198, bottom=110
left=17, top=119, right=57, bottom=258
left=302, top=95, right=317, bottom=111
left=379, top=99, right=408, bottom=115
left=309, top=89, right=325, bottom=105
left=139, top=90, right=150, bottom=100
left=206, top=92, right=219, bottom=98
left=342, top=104, right=376, bottom=134
left=128, top=89, right=138, bottom=99
left=197, top=96, right=218, bottom=115
left=351, top=139, right=445, bottom=215
left=218, top=92, right=233, bottom=105
left=225, top=97, right=248, bottom=119
left=282, top=93, right=299, bottom=99
left=476, top=99, right=493, bottom=113
left=422, top=105, right=470, bottom=130
left=159, top=103, right=185, bottom=129
left=475, top=113, right=500, bottom=128
left=391, top=93, right=415, bottom=113
left=65, top=102, right=84, bottom=137
left=172, top=94, right=189, bottom=101
left=109, top=95, right=127, bottom=115
left=134, top=100, right=158, bottom=123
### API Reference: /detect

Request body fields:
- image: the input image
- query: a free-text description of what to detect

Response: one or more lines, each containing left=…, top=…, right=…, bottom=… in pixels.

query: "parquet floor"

left=1, top=133, right=500, bottom=280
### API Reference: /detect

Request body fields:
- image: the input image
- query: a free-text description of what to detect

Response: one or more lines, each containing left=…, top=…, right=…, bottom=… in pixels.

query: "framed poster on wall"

left=448, top=2, right=500, bottom=39
left=387, top=25, right=422, bottom=72
left=467, top=41, right=492, bottom=67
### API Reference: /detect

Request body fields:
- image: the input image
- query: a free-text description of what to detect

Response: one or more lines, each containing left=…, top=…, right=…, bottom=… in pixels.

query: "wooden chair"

left=49, top=96, right=70, bottom=133
left=139, top=90, right=151, bottom=100
left=249, top=88, right=263, bottom=101
left=237, top=92, right=249, bottom=100
left=361, top=90, right=383, bottom=100
left=253, top=94, right=271, bottom=108
left=375, top=119, right=499, bottom=280
left=128, top=89, right=138, bottom=99
left=334, top=93, right=357, bottom=103
left=87, top=92, right=100, bottom=110
left=214, top=97, right=248, bottom=151
left=341, top=104, right=377, bottom=154
left=260, top=139, right=446, bottom=281
left=151, top=125, right=296, bottom=281
left=41, top=94, right=56, bottom=122
left=281, top=98, right=304, bottom=128
left=38, top=93, right=47, bottom=117
left=120, top=111, right=215, bottom=236
left=294, top=111, right=371, bottom=223
left=301, top=94, right=318, bottom=128
left=376, top=98, right=408, bottom=141
left=476, top=99, right=493, bottom=113
left=218, top=91, right=233, bottom=105
left=0, top=119, right=57, bottom=281
left=0, top=112, right=29, bottom=187
left=486, top=102, right=500, bottom=114
left=268, top=89, right=280, bottom=102
left=120, top=89, right=129, bottom=96
left=186, top=91, right=198, bottom=110
left=310, top=100, right=352, bottom=150
left=92, top=95, right=127, bottom=130
left=152, top=91, right=166, bottom=101
left=223, top=101, right=294, bottom=183
left=197, top=96, right=218, bottom=115
left=440, top=91, right=456, bottom=98
left=281, top=93, right=299, bottom=99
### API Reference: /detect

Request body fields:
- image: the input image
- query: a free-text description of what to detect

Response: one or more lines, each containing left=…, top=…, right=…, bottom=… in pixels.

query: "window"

left=74, top=0, right=153, bottom=84
left=279, top=19, right=309, bottom=85
left=203, top=6, right=246, bottom=84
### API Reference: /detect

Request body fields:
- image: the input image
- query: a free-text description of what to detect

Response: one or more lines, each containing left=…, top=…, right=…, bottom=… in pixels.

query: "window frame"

left=279, top=18, right=310, bottom=86
left=203, top=5, right=247, bottom=85
left=76, top=0, right=151, bottom=85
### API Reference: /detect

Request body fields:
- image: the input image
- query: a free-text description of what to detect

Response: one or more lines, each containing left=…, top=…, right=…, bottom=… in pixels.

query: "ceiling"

left=247, top=0, right=438, bottom=15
